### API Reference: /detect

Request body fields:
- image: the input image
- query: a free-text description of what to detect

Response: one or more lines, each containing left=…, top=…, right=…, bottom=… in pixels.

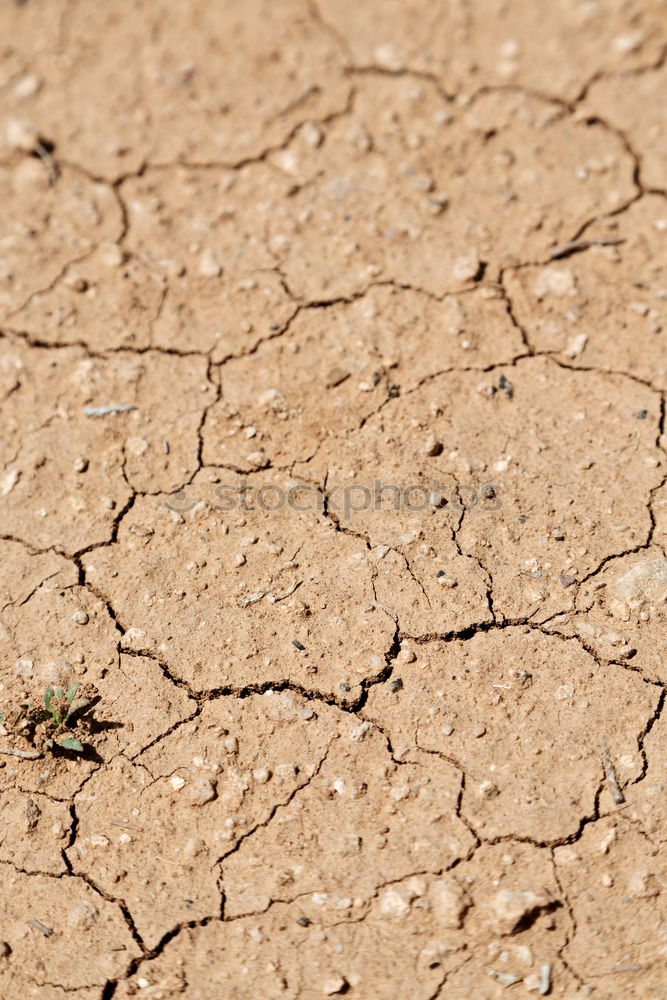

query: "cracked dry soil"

left=0, top=1, right=666, bottom=998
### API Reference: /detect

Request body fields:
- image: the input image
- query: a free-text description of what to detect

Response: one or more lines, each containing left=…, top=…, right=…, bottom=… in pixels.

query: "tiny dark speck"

left=498, top=374, right=513, bottom=397
left=270, top=322, right=281, bottom=331
left=343, top=214, right=352, bottom=222
left=297, top=916, right=311, bottom=926
left=390, top=678, right=403, bottom=692
left=340, top=682, right=351, bottom=692
left=429, top=962, right=441, bottom=969
left=436, top=570, right=446, bottom=578
left=388, top=384, right=400, bottom=397
left=633, top=409, right=648, bottom=419
left=292, top=640, right=305, bottom=650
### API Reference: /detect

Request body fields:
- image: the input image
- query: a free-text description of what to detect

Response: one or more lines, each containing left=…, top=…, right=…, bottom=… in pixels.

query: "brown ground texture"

left=0, top=1, right=666, bottom=997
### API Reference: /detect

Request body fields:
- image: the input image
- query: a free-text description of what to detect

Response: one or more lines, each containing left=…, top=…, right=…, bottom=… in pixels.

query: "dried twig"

left=548, top=238, right=625, bottom=260
left=0, top=747, right=43, bottom=760
left=601, top=737, right=625, bottom=804
left=28, top=919, right=53, bottom=938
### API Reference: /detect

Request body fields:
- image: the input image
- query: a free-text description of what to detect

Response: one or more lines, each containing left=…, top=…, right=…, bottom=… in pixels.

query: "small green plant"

left=0, top=683, right=90, bottom=755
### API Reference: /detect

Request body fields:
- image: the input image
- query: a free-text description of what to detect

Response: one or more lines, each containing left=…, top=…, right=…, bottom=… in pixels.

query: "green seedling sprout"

left=0, top=682, right=90, bottom=756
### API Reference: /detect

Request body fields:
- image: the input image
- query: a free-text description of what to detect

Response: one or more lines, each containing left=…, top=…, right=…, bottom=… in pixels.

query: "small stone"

left=565, top=332, right=588, bottom=358
left=613, top=29, right=645, bottom=54
left=396, top=648, right=415, bottom=664
left=170, top=775, right=186, bottom=791
left=472, top=724, right=486, bottom=738
left=300, top=707, right=315, bottom=720
left=73, top=456, right=89, bottom=473
left=188, top=777, right=217, bottom=806
left=323, top=976, right=347, bottom=996
left=430, top=878, right=469, bottom=928
left=246, top=449, right=269, bottom=469
left=257, top=388, right=282, bottom=406
left=14, top=74, right=42, bottom=100
left=6, top=117, right=39, bottom=151
left=491, top=888, right=553, bottom=934
left=442, top=724, right=454, bottom=736
left=0, top=942, right=11, bottom=959
left=389, top=678, right=403, bottom=693
left=233, top=553, right=246, bottom=567
left=479, top=781, right=500, bottom=798
left=379, top=888, right=411, bottom=916
left=421, top=434, right=443, bottom=457
left=350, top=721, right=371, bottom=742
left=72, top=610, right=89, bottom=625
left=252, top=767, right=271, bottom=784
left=452, top=248, right=482, bottom=282
left=325, top=366, right=350, bottom=388
left=436, top=571, right=458, bottom=587
left=88, top=835, right=110, bottom=847
left=299, top=121, right=324, bottom=149
left=533, top=267, right=576, bottom=298
left=558, top=573, right=576, bottom=588
left=198, top=249, right=222, bottom=278
left=615, top=559, right=667, bottom=605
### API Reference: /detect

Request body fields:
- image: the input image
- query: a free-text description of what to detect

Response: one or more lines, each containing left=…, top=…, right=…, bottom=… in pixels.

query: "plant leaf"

left=0, top=711, right=4, bottom=723
left=65, top=683, right=80, bottom=703
left=57, top=736, right=83, bottom=752
left=55, top=688, right=64, bottom=700
left=65, top=698, right=89, bottom=721
left=44, top=688, right=55, bottom=709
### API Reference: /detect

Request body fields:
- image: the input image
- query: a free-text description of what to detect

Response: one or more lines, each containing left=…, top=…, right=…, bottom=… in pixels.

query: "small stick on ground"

left=28, top=919, right=53, bottom=938
left=601, top=737, right=625, bottom=804
left=0, top=747, right=43, bottom=760
left=548, top=238, right=625, bottom=261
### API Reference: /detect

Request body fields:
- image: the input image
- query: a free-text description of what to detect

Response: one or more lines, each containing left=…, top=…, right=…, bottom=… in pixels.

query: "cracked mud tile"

left=68, top=692, right=345, bottom=948
left=119, top=166, right=297, bottom=356
left=266, top=81, right=636, bottom=300
left=0, top=160, right=121, bottom=322
left=0, top=789, right=71, bottom=875
left=222, top=724, right=473, bottom=918
left=0, top=865, right=140, bottom=991
left=554, top=818, right=667, bottom=993
left=105, top=654, right=197, bottom=760
left=205, top=284, right=524, bottom=471
left=583, top=61, right=667, bottom=191
left=9, top=244, right=165, bottom=352
left=87, top=471, right=397, bottom=700
left=0, top=341, right=213, bottom=550
left=0, top=541, right=70, bottom=614
left=1, top=0, right=349, bottom=180
left=504, top=195, right=667, bottom=389
left=318, top=0, right=664, bottom=102
left=547, top=548, right=667, bottom=685
left=120, top=841, right=565, bottom=1000
left=364, top=629, right=658, bottom=842
left=311, top=355, right=662, bottom=622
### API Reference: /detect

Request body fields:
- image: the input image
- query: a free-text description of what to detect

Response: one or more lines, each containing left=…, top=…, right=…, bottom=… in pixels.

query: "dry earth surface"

left=1, top=0, right=666, bottom=997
